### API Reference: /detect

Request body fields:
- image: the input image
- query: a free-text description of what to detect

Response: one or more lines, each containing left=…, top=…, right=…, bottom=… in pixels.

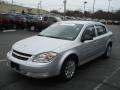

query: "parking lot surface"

left=0, top=25, right=120, bottom=90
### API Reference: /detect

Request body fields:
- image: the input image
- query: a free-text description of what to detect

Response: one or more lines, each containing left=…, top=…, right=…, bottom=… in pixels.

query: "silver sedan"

left=7, top=21, right=113, bottom=80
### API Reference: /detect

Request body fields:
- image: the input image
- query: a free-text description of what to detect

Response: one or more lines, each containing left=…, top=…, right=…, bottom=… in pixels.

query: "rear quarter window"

left=96, top=25, right=107, bottom=36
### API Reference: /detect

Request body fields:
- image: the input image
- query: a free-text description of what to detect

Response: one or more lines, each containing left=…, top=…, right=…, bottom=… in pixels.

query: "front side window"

left=82, top=25, right=96, bottom=39
left=96, top=25, right=107, bottom=36
left=39, top=23, right=83, bottom=40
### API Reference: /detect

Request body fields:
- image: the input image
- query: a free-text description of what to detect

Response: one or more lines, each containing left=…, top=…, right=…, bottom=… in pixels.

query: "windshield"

left=38, top=23, right=83, bottom=40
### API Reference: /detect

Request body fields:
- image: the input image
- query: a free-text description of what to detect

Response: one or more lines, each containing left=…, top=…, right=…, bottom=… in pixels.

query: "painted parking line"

left=2, top=30, right=16, bottom=32
left=0, top=60, right=7, bottom=63
left=93, top=66, right=120, bottom=90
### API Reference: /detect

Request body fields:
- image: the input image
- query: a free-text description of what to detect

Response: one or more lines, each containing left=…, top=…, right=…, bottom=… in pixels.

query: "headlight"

left=32, top=52, right=57, bottom=63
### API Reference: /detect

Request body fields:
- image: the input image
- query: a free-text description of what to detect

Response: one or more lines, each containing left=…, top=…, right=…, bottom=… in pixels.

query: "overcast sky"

left=6, top=0, right=120, bottom=12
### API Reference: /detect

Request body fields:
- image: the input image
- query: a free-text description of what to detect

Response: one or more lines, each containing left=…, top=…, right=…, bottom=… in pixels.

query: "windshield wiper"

left=45, top=35, right=62, bottom=39
left=38, top=34, right=63, bottom=39
left=38, top=34, right=47, bottom=37
left=38, top=34, right=70, bottom=40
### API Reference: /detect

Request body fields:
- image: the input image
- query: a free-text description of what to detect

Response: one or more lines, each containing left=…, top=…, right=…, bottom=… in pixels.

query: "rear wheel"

left=60, top=57, right=77, bottom=80
left=13, top=24, right=17, bottom=29
left=103, top=44, right=112, bottom=58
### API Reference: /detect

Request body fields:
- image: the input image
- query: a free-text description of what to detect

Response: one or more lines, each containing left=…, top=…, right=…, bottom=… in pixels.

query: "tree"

left=113, top=10, right=120, bottom=20
left=50, top=10, right=60, bottom=14
left=94, top=10, right=108, bottom=19
left=50, top=9, right=120, bottom=21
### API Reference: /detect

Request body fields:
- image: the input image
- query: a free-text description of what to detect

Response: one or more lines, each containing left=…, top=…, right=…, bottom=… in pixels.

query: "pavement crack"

left=0, top=78, right=23, bottom=89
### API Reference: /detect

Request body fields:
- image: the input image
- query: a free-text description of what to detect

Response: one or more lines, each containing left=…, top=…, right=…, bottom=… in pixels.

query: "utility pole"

left=40, top=1, right=42, bottom=14
left=108, top=0, right=112, bottom=13
left=11, top=0, right=13, bottom=12
left=108, top=0, right=112, bottom=20
left=63, top=0, right=67, bottom=19
left=92, top=0, right=95, bottom=18
left=38, top=1, right=42, bottom=17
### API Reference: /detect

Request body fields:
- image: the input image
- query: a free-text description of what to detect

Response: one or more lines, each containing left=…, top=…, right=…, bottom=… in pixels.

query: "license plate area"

left=10, top=61, right=20, bottom=70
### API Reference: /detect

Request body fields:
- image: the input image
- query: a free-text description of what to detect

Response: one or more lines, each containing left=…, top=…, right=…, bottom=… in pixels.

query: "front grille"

left=12, top=53, right=28, bottom=60
left=12, top=50, right=32, bottom=61
left=13, top=50, right=32, bottom=57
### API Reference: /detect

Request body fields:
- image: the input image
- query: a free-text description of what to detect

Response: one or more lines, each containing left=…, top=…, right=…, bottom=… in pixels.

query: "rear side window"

left=96, top=25, right=107, bottom=36
left=48, top=17, right=57, bottom=22
left=43, top=17, right=48, bottom=21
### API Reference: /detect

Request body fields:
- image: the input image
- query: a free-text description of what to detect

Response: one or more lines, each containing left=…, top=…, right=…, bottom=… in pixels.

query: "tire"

left=13, top=25, right=17, bottom=29
left=60, top=57, right=77, bottom=81
left=30, top=26, right=35, bottom=31
left=103, top=44, right=112, bottom=58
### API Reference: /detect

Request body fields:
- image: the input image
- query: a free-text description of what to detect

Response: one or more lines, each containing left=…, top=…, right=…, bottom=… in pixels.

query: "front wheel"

left=60, top=58, right=77, bottom=81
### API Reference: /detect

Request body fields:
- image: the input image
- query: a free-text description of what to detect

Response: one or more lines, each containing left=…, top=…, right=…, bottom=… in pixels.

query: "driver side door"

left=79, top=25, right=98, bottom=64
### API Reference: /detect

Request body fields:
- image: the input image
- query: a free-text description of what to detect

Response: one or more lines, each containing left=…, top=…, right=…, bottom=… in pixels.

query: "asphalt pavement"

left=0, top=25, right=120, bottom=90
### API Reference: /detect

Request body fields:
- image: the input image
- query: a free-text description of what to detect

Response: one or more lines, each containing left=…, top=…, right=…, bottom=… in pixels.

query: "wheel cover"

left=107, top=46, right=112, bottom=57
left=31, top=26, right=35, bottom=31
left=64, top=60, right=76, bottom=78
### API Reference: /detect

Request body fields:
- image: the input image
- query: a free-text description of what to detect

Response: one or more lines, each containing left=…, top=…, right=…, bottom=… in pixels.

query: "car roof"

left=59, top=20, right=103, bottom=25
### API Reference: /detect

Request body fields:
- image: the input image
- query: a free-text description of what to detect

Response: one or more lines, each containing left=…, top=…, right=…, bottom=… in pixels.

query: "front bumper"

left=7, top=52, right=60, bottom=78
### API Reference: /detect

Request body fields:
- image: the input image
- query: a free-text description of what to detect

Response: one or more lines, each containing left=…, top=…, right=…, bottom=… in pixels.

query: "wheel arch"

left=58, top=51, right=79, bottom=74
left=108, top=41, right=112, bottom=47
left=106, top=40, right=113, bottom=48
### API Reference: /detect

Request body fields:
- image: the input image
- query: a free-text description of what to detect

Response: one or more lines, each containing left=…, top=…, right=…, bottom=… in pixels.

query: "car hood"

left=13, top=36, right=71, bottom=55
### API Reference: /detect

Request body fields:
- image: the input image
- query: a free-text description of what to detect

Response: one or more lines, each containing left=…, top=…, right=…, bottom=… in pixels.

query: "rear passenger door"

left=95, top=25, right=108, bottom=54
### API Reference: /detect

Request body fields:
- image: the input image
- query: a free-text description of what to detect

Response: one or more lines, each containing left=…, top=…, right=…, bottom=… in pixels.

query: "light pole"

left=84, top=1, right=87, bottom=16
left=63, top=0, right=67, bottom=19
left=92, top=0, right=95, bottom=18
left=108, top=0, right=112, bottom=20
